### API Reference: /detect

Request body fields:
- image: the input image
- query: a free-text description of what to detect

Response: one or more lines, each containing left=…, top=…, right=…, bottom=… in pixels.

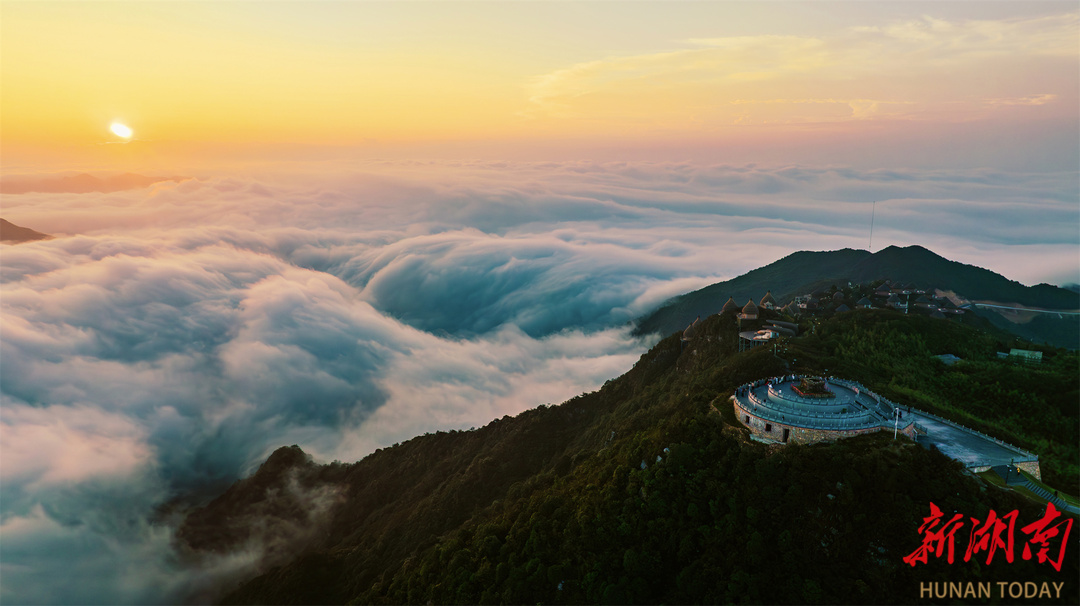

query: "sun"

left=110, top=122, right=133, bottom=138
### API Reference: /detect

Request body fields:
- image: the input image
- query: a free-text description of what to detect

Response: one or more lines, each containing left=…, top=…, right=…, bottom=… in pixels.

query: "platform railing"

left=735, top=378, right=1040, bottom=462
left=733, top=396, right=881, bottom=431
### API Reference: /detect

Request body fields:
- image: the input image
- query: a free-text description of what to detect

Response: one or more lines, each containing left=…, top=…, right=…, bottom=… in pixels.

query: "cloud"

left=524, top=12, right=1077, bottom=128
left=0, top=173, right=189, bottom=195
left=1, top=405, right=150, bottom=494
left=0, top=160, right=1077, bottom=602
left=852, top=13, right=1079, bottom=59
left=0, top=502, right=271, bottom=605
left=984, top=94, right=1058, bottom=106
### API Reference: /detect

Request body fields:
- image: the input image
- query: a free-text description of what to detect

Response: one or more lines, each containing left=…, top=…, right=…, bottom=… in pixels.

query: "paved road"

left=909, top=411, right=1027, bottom=467
left=971, top=302, right=1080, bottom=315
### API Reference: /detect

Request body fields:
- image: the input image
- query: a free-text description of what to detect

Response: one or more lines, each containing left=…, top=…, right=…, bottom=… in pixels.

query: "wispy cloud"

left=524, top=12, right=1078, bottom=128
left=984, top=94, right=1058, bottom=106
left=852, top=13, right=1079, bottom=59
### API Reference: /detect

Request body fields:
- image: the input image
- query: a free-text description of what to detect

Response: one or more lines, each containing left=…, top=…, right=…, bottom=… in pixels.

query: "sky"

left=1, top=1, right=1078, bottom=604
left=2, top=1, right=1078, bottom=169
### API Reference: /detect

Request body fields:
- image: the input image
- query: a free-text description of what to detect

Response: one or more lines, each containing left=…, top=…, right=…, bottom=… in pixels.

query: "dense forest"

left=177, top=308, right=1079, bottom=604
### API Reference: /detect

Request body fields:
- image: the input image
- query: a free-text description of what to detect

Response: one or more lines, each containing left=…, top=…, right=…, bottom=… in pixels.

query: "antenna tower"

left=869, top=201, right=876, bottom=251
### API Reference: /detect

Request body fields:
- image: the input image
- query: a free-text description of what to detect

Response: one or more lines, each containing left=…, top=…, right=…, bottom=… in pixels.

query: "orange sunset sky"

left=2, top=1, right=1077, bottom=171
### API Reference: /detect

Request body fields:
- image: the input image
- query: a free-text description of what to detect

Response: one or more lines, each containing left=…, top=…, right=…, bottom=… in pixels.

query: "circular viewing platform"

left=731, top=375, right=917, bottom=444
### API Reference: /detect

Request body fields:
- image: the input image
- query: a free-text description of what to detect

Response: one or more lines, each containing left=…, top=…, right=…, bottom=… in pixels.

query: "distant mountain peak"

left=634, top=245, right=1079, bottom=348
left=0, top=172, right=190, bottom=194
left=0, top=218, right=51, bottom=243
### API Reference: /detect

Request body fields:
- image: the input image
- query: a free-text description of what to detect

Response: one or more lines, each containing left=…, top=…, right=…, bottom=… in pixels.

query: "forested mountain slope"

left=177, top=309, right=1079, bottom=605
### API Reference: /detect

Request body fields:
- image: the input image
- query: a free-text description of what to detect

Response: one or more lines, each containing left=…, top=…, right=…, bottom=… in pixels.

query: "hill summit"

left=634, top=245, right=1078, bottom=348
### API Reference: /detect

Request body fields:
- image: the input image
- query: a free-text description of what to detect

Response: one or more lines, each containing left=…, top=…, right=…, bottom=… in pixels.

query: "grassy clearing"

left=978, top=470, right=1006, bottom=488
left=713, top=396, right=740, bottom=427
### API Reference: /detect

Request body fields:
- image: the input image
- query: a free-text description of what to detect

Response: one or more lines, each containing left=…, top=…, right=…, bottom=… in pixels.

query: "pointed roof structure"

left=739, top=298, right=759, bottom=320
left=832, top=291, right=845, bottom=301
left=759, top=291, right=777, bottom=309
left=856, top=297, right=873, bottom=308
left=931, top=310, right=947, bottom=319
left=835, top=304, right=851, bottom=313
left=722, top=296, right=739, bottom=313
left=682, top=316, right=700, bottom=341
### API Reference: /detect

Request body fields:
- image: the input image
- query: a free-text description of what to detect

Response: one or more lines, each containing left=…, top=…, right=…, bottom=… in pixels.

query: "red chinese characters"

left=1020, top=503, right=1073, bottom=572
left=965, top=508, right=1018, bottom=565
left=904, top=502, right=1072, bottom=570
left=903, top=502, right=966, bottom=565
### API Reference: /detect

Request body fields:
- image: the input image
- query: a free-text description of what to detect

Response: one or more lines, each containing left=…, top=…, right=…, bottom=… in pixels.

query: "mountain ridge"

left=0, top=172, right=188, bottom=194
left=634, top=245, right=1079, bottom=346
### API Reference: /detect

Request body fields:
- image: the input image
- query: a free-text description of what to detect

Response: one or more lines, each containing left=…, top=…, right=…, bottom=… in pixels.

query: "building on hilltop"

left=759, top=291, right=777, bottom=310
left=1008, top=349, right=1043, bottom=364
left=682, top=316, right=699, bottom=341
left=721, top=296, right=739, bottom=314
left=941, top=299, right=966, bottom=315
left=739, top=299, right=759, bottom=320
left=732, top=376, right=918, bottom=445
left=737, top=327, right=779, bottom=351
left=732, top=376, right=1044, bottom=482
left=767, top=320, right=798, bottom=336
left=681, top=316, right=699, bottom=351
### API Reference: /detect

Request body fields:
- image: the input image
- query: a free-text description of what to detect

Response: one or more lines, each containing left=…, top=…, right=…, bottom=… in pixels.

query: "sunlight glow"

left=110, top=122, right=132, bottom=138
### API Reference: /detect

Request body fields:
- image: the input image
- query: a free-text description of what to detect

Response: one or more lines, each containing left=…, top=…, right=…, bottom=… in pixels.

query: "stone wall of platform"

left=732, top=397, right=917, bottom=445
left=1016, top=460, right=1043, bottom=481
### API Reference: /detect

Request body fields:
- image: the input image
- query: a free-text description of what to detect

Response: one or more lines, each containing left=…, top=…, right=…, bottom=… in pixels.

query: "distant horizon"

left=4, top=210, right=1076, bottom=290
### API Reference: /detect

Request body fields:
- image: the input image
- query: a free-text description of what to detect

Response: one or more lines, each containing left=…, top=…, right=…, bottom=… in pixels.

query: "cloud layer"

left=1, top=160, right=1077, bottom=602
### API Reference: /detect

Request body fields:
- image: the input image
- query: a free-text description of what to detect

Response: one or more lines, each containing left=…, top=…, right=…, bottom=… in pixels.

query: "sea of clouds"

left=1, top=160, right=1077, bottom=603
